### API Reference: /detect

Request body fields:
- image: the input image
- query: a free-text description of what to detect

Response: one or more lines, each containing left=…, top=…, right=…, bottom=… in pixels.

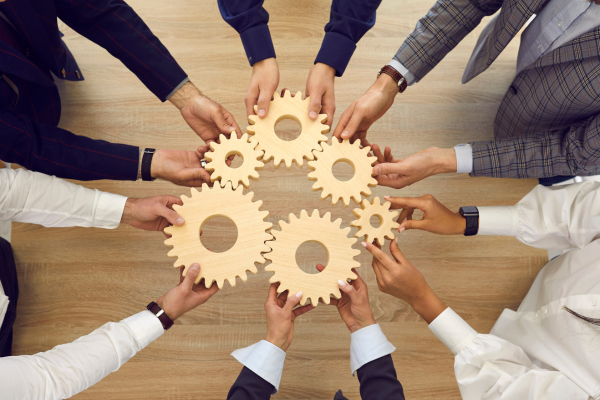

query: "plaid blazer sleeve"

left=471, top=114, right=600, bottom=178
left=393, top=0, right=502, bottom=83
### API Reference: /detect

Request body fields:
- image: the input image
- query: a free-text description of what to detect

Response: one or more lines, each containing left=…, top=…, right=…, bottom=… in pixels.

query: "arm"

left=357, top=355, right=405, bottom=400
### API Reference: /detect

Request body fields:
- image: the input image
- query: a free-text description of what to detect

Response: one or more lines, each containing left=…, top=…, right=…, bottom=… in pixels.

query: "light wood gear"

left=164, top=183, right=273, bottom=289
left=350, top=197, right=399, bottom=245
left=265, top=209, right=361, bottom=307
left=307, top=138, right=378, bottom=206
left=205, top=132, right=264, bottom=189
left=246, top=89, right=329, bottom=169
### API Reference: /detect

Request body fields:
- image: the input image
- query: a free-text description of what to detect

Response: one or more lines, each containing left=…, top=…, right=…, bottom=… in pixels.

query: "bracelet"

left=141, top=148, right=155, bottom=181
left=146, top=301, right=174, bottom=330
left=378, top=65, right=407, bottom=93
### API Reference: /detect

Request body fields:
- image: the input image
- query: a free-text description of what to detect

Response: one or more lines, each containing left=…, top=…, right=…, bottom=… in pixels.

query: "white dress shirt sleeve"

left=453, top=144, right=473, bottom=174
left=388, top=59, right=416, bottom=86
left=349, top=323, right=396, bottom=375
left=231, top=340, right=286, bottom=394
left=0, top=168, right=126, bottom=228
left=428, top=308, right=589, bottom=400
left=0, top=310, right=164, bottom=400
left=478, top=181, right=600, bottom=250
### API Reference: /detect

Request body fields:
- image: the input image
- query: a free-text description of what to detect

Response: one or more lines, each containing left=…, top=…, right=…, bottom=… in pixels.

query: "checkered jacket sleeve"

left=471, top=114, right=600, bottom=178
left=393, top=0, right=502, bottom=83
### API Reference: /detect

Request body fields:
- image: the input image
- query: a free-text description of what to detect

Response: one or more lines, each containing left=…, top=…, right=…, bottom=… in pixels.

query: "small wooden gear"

left=246, top=89, right=329, bottom=169
left=265, top=209, right=361, bottom=307
left=205, top=133, right=264, bottom=189
left=164, top=183, right=273, bottom=289
left=350, top=197, right=399, bottom=245
left=307, top=138, right=378, bottom=206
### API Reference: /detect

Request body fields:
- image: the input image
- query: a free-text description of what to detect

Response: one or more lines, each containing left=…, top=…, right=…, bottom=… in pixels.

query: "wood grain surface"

left=9, top=1, right=546, bottom=399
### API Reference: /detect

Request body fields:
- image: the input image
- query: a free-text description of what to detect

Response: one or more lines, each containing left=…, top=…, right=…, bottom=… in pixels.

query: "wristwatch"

left=378, top=65, right=407, bottom=93
left=146, top=301, right=174, bottom=330
left=459, top=206, right=479, bottom=236
left=141, top=148, right=155, bottom=181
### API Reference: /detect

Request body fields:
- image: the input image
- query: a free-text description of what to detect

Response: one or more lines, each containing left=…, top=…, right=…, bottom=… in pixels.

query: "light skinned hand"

left=246, top=57, right=279, bottom=118
left=157, top=263, right=219, bottom=321
left=169, top=81, right=241, bottom=144
left=315, top=264, right=376, bottom=333
left=305, top=62, right=336, bottom=127
left=332, top=73, right=399, bottom=146
left=264, top=283, right=314, bottom=352
left=150, top=147, right=212, bottom=187
left=363, top=239, right=447, bottom=324
left=121, top=195, right=184, bottom=236
left=385, top=195, right=467, bottom=235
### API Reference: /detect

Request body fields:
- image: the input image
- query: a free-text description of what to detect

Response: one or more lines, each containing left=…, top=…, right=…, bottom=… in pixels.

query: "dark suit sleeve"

left=227, top=367, right=274, bottom=400
left=55, top=0, right=188, bottom=102
left=357, top=355, right=405, bottom=400
left=314, top=0, right=383, bottom=77
left=0, top=108, right=139, bottom=181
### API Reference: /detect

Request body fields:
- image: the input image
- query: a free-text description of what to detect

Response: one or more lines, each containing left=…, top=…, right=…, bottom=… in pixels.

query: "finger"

left=397, top=207, right=413, bottom=223
left=340, top=109, right=364, bottom=140
left=212, top=106, right=236, bottom=135
left=182, top=263, right=200, bottom=291
left=245, top=87, right=259, bottom=117
left=257, top=87, right=273, bottom=118
left=178, top=168, right=211, bottom=186
left=283, top=290, right=303, bottom=312
left=372, top=144, right=385, bottom=164
left=362, top=241, right=393, bottom=271
left=398, top=219, right=428, bottom=232
left=293, top=303, right=314, bottom=318
left=384, top=196, right=426, bottom=211
left=223, top=110, right=242, bottom=138
left=165, top=195, right=184, bottom=208
left=372, top=163, right=400, bottom=177
left=199, top=281, right=220, bottom=299
left=389, top=237, right=409, bottom=265
left=155, top=201, right=185, bottom=226
left=267, top=282, right=280, bottom=304
left=307, top=88, right=323, bottom=121
left=332, top=104, right=354, bottom=139
left=321, top=90, right=336, bottom=127
left=337, top=279, right=361, bottom=303
left=315, top=263, right=326, bottom=273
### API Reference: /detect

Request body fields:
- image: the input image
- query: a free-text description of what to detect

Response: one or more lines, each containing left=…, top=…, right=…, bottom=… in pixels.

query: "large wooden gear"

left=246, top=89, right=329, bottom=169
left=205, top=133, right=264, bottom=189
left=351, top=197, right=399, bottom=245
left=164, top=183, right=272, bottom=289
left=265, top=209, right=361, bottom=307
left=307, top=139, right=378, bottom=206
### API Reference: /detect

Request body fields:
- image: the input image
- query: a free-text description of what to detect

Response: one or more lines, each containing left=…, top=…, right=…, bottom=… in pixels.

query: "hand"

left=121, top=195, right=184, bottom=235
left=372, top=147, right=457, bottom=189
left=169, top=81, right=241, bottom=144
left=316, top=264, right=376, bottom=333
left=157, top=263, right=219, bottom=321
left=385, top=194, right=466, bottom=235
left=363, top=239, right=447, bottom=324
left=246, top=58, right=279, bottom=118
left=264, top=283, right=314, bottom=351
left=305, top=63, right=336, bottom=127
left=151, top=147, right=211, bottom=187
left=332, top=73, right=398, bottom=146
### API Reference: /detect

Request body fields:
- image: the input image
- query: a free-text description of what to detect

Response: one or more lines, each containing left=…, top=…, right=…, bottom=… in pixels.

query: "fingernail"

left=309, top=111, right=317, bottom=119
left=394, top=237, right=398, bottom=244
left=384, top=196, right=390, bottom=200
left=342, top=130, right=350, bottom=138
left=361, top=242, right=368, bottom=248
left=375, top=166, right=381, bottom=175
left=399, top=227, right=405, bottom=233
left=258, top=109, right=266, bottom=117
left=176, top=217, right=184, bottom=225
left=337, top=279, right=347, bottom=288
left=190, top=263, right=200, bottom=273
left=296, top=291, right=303, bottom=299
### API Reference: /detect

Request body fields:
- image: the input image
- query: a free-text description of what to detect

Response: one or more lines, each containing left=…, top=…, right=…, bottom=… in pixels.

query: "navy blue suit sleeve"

left=0, top=108, right=139, bottom=181
left=357, top=354, right=405, bottom=400
left=217, top=0, right=275, bottom=66
left=315, top=0, right=383, bottom=77
left=55, top=0, right=188, bottom=102
left=227, top=367, right=273, bottom=400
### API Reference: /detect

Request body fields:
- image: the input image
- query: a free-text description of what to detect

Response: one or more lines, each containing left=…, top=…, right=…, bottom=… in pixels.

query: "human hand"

left=150, top=147, right=211, bottom=187
left=121, top=195, right=184, bottom=235
left=315, top=264, right=376, bottom=333
left=305, top=63, right=336, bottom=127
left=264, top=283, right=314, bottom=351
left=156, top=263, right=219, bottom=321
left=372, top=147, right=457, bottom=189
left=332, top=74, right=398, bottom=146
left=363, top=239, right=447, bottom=324
left=246, top=58, right=279, bottom=118
left=385, top=195, right=466, bottom=235
left=169, top=81, right=241, bottom=144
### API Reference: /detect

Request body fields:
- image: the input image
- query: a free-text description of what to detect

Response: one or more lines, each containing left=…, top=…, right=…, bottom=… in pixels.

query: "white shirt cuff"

left=350, top=324, right=396, bottom=375
left=454, top=144, right=473, bottom=174
left=231, top=340, right=286, bottom=394
left=478, top=206, right=519, bottom=236
left=0, top=290, right=8, bottom=330
left=388, top=59, right=416, bottom=86
left=94, top=192, right=127, bottom=229
left=122, top=310, right=165, bottom=349
left=428, top=308, right=478, bottom=355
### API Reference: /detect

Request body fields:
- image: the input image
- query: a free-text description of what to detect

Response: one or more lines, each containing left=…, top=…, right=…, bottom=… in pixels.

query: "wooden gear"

left=205, top=133, right=264, bottom=189
left=265, top=209, right=361, bottom=307
left=246, top=89, right=329, bottom=169
left=350, top=197, right=399, bottom=245
left=164, top=183, right=272, bottom=289
left=307, top=139, right=378, bottom=206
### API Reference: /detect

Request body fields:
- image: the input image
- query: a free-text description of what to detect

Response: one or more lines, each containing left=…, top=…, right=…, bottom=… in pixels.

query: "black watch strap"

left=147, top=301, right=174, bottom=330
left=459, top=206, right=479, bottom=236
left=141, top=148, right=155, bottom=181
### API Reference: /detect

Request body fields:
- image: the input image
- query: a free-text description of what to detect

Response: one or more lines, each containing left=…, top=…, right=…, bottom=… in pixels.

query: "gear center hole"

left=295, top=241, right=329, bottom=274
left=370, top=214, right=383, bottom=229
left=226, top=150, right=244, bottom=169
left=332, top=159, right=355, bottom=182
left=200, top=216, right=238, bottom=253
left=274, top=116, right=302, bottom=141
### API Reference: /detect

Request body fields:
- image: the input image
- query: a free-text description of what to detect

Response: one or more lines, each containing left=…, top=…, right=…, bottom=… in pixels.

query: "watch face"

left=460, top=206, right=478, bottom=216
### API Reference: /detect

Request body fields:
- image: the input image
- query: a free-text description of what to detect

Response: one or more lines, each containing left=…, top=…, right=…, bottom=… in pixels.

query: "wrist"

left=314, top=62, right=336, bottom=78
left=265, top=333, right=288, bottom=352
left=156, top=298, right=180, bottom=321
left=121, top=198, right=136, bottom=226
left=374, top=73, right=400, bottom=98
left=349, top=318, right=376, bottom=333
left=253, top=57, right=278, bottom=71
left=431, top=147, right=458, bottom=174
left=453, top=211, right=467, bottom=235
left=169, top=81, right=202, bottom=110
left=150, top=149, right=163, bottom=179
left=410, top=289, right=447, bottom=325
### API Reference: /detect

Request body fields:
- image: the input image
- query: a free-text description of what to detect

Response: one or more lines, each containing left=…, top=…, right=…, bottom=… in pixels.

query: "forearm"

left=357, top=355, right=405, bottom=400
left=227, top=367, right=274, bottom=400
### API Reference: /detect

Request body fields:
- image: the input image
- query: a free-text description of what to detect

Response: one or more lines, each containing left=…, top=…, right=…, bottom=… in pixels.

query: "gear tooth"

left=307, top=171, right=317, bottom=180
left=349, top=219, right=360, bottom=227
left=282, top=89, right=291, bottom=98
left=317, top=113, right=328, bottom=124
left=312, top=181, right=324, bottom=191
left=311, top=209, right=320, bottom=219
left=228, top=276, right=237, bottom=287
left=300, top=210, right=310, bottom=219
left=322, top=211, right=331, bottom=221
left=192, top=187, right=201, bottom=195
left=341, top=226, right=351, bottom=236
left=322, top=296, right=331, bottom=305
left=295, top=91, right=302, bottom=99
left=219, top=133, right=228, bottom=143
left=240, top=132, right=248, bottom=142
left=348, top=271, right=358, bottom=281
left=253, top=104, right=259, bottom=113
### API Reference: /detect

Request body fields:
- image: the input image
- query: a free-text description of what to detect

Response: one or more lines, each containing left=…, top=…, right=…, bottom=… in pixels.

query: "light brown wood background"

left=10, top=1, right=547, bottom=399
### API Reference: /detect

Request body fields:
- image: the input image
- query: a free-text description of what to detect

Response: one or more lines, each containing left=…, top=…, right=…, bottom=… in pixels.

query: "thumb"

left=307, top=90, right=322, bottom=121
left=211, top=106, right=236, bottom=135
left=283, top=290, right=303, bottom=312
left=373, top=162, right=400, bottom=176
left=183, top=263, right=200, bottom=291
left=155, top=201, right=185, bottom=226
left=340, top=110, right=363, bottom=140
left=398, top=219, right=427, bottom=232
left=256, top=88, right=272, bottom=118
left=179, top=167, right=211, bottom=185
left=389, top=238, right=408, bottom=265
left=337, top=280, right=360, bottom=303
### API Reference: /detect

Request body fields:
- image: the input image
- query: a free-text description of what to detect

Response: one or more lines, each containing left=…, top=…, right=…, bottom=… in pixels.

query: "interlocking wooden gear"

left=350, top=197, right=399, bottom=245
left=246, top=89, right=329, bottom=169
left=265, top=209, right=361, bottom=307
left=205, top=133, right=264, bottom=189
left=307, top=138, right=378, bottom=206
left=164, top=183, right=272, bottom=289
